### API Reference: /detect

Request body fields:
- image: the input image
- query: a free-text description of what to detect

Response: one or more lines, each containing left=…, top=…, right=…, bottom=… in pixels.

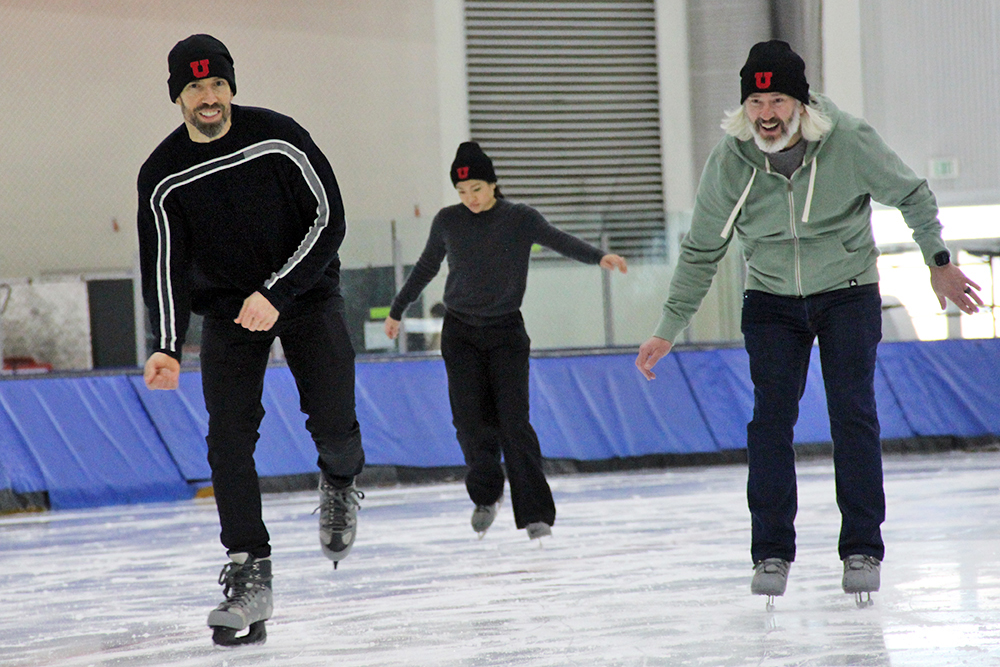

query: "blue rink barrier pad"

left=0, top=376, right=190, bottom=509
left=0, top=338, right=997, bottom=510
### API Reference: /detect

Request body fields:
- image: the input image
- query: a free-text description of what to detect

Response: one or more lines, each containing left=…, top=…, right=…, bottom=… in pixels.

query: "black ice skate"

left=317, top=478, right=363, bottom=569
left=207, top=553, right=273, bottom=646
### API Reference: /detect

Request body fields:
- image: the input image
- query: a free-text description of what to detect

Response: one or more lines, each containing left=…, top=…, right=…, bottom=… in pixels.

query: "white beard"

left=752, top=107, right=801, bottom=153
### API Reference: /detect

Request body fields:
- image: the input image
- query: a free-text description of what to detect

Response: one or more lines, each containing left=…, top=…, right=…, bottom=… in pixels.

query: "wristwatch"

left=933, top=250, right=950, bottom=267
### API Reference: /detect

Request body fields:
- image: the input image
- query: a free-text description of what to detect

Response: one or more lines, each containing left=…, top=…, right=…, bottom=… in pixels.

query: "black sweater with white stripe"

left=137, top=105, right=345, bottom=359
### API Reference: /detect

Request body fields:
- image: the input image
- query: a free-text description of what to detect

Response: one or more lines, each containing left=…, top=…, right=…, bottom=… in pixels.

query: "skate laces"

left=755, top=558, right=790, bottom=575
left=316, top=484, right=364, bottom=531
left=846, top=555, right=879, bottom=571
left=217, top=560, right=271, bottom=601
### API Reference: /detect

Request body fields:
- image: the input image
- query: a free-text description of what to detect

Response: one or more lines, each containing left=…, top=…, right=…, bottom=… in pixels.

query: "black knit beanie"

left=450, top=142, right=497, bottom=185
left=168, top=34, right=237, bottom=102
left=740, top=40, right=809, bottom=104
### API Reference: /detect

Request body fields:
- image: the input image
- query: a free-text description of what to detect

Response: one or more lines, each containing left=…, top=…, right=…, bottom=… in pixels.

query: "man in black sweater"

left=137, top=34, right=364, bottom=646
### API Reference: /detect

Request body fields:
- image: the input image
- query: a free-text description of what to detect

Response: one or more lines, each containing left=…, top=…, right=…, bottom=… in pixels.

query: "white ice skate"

left=751, top=558, right=790, bottom=611
left=842, top=554, right=880, bottom=608
left=526, top=521, right=552, bottom=545
left=471, top=498, right=501, bottom=538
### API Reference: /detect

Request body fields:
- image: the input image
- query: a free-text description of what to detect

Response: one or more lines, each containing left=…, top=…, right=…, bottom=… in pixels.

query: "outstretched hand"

left=600, top=254, right=628, bottom=274
left=235, top=291, right=279, bottom=331
left=635, top=336, right=672, bottom=381
left=929, top=264, right=983, bottom=314
left=144, top=352, right=180, bottom=390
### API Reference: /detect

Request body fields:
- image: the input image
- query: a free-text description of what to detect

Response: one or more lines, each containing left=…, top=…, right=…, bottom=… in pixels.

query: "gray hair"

left=721, top=96, right=832, bottom=142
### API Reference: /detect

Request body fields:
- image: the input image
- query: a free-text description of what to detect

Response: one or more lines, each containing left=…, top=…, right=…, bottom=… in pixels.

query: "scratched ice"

left=1, top=451, right=999, bottom=667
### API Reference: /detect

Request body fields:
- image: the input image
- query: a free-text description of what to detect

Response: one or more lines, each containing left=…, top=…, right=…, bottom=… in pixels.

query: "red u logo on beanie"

left=190, top=59, right=210, bottom=78
left=456, top=166, right=469, bottom=179
left=755, top=71, right=773, bottom=89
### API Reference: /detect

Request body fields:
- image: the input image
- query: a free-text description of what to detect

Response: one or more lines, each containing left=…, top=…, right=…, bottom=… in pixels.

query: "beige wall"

left=0, top=0, right=773, bottom=358
left=0, top=0, right=443, bottom=277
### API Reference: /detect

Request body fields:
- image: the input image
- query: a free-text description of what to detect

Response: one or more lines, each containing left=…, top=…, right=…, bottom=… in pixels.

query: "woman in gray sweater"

left=386, top=142, right=627, bottom=540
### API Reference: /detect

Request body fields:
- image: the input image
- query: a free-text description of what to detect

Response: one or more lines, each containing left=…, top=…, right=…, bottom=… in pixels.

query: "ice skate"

left=526, top=521, right=551, bottom=544
left=207, top=553, right=273, bottom=647
left=751, top=558, right=790, bottom=611
left=471, top=499, right=500, bottom=538
left=842, top=554, right=880, bottom=607
left=317, top=478, right=363, bottom=569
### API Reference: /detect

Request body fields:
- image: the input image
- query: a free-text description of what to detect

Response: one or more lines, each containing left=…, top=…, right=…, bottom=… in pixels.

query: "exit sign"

left=929, top=157, right=959, bottom=179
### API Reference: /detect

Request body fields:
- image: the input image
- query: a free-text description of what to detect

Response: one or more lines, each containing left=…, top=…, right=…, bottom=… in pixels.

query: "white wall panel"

left=686, top=0, right=770, bottom=176
left=0, top=0, right=442, bottom=276
left=860, top=0, right=1000, bottom=206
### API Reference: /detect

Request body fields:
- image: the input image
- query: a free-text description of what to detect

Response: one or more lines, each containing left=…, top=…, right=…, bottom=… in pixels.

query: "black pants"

left=741, top=285, right=885, bottom=564
left=440, top=313, right=556, bottom=529
left=200, top=299, right=364, bottom=558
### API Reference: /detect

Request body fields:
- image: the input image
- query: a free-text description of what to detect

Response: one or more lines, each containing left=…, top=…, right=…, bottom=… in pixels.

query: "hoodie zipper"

left=728, top=153, right=816, bottom=297
left=765, top=155, right=804, bottom=296
left=776, top=155, right=816, bottom=297
left=787, top=181, right=803, bottom=295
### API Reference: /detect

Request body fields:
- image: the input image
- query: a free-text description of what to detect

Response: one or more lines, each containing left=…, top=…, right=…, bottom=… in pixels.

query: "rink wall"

left=0, top=338, right=998, bottom=511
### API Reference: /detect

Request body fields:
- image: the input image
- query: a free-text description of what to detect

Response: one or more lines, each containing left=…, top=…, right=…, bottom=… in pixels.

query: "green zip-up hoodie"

left=654, top=94, right=947, bottom=343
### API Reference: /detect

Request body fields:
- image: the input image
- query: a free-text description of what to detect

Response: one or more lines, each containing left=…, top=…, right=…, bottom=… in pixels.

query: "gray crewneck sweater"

left=766, top=139, right=808, bottom=179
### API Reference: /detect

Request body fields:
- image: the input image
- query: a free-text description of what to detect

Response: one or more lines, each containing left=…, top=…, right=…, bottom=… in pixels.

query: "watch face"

left=934, top=251, right=950, bottom=266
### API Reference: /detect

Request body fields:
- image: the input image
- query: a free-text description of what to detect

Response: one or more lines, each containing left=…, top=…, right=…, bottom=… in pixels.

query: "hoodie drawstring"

left=801, top=157, right=817, bottom=223
left=720, top=156, right=817, bottom=238
left=720, top=168, right=757, bottom=239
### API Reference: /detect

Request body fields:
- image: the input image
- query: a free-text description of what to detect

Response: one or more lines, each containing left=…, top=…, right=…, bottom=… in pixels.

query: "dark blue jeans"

left=440, top=312, right=556, bottom=528
left=741, top=285, right=885, bottom=564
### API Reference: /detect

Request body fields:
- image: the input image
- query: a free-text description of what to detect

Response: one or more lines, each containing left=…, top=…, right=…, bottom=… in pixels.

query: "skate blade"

left=321, top=542, right=353, bottom=566
left=854, top=592, right=874, bottom=608
left=765, top=595, right=776, bottom=612
left=212, top=620, right=267, bottom=646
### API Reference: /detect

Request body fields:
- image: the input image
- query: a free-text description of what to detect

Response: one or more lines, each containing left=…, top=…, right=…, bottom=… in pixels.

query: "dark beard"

left=188, top=104, right=229, bottom=139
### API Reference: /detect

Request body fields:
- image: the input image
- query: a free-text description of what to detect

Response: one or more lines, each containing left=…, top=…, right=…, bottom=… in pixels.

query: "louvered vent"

left=465, top=0, right=667, bottom=258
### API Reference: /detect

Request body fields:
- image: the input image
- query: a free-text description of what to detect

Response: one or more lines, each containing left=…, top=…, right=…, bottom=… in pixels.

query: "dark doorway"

left=87, top=279, right=137, bottom=369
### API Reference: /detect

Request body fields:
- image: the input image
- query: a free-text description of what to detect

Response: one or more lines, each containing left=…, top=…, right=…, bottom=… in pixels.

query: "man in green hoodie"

left=635, top=40, right=983, bottom=607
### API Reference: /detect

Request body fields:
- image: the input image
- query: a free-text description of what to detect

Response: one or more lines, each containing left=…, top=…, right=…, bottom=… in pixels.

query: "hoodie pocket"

left=742, top=239, right=799, bottom=293
left=797, top=235, right=875, bottom=293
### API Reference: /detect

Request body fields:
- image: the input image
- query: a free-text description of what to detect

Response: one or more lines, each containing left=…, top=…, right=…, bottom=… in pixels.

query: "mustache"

left=755, top=118, right=787, bottom=132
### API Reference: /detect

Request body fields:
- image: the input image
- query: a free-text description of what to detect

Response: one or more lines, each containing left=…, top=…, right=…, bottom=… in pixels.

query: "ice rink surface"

left=2, top=450, right=999, bottom=667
